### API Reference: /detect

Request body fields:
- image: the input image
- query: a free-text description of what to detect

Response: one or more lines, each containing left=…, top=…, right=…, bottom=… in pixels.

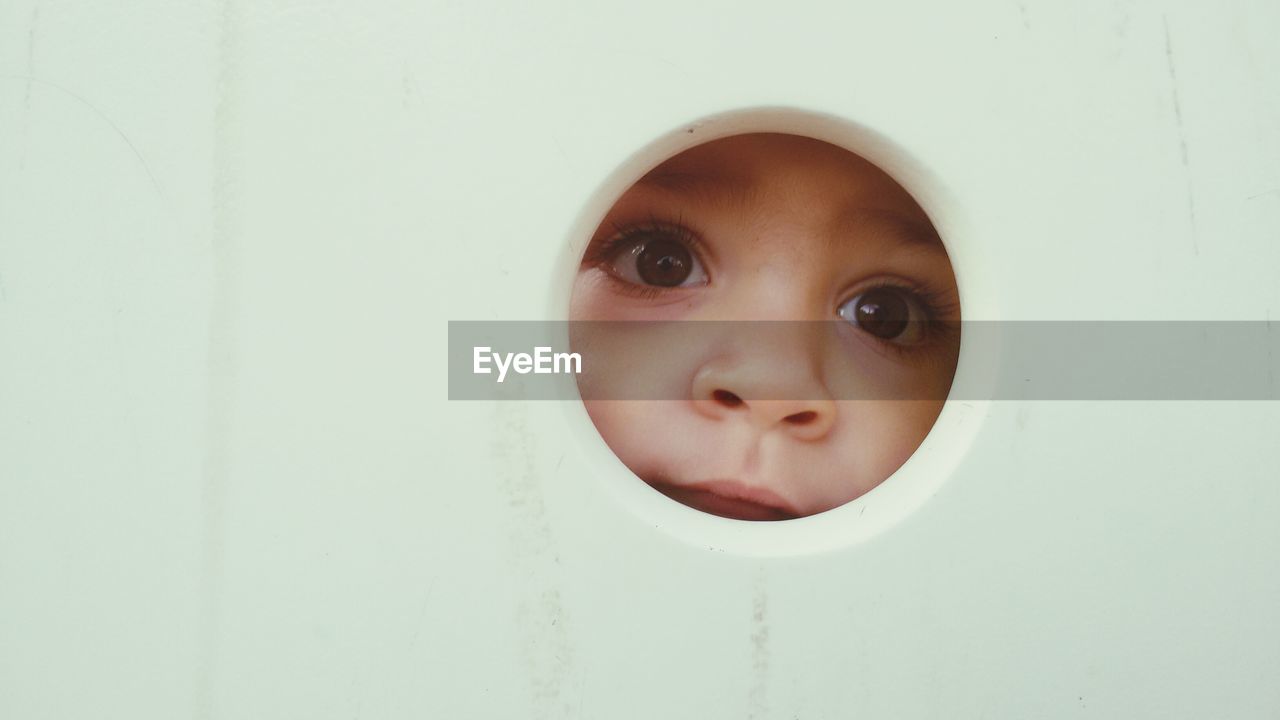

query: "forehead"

left=629, top=133, right=944, bottom=250
left=653, top=133, right=872, bottom=171
left=642, top=134, right=917, bottom=205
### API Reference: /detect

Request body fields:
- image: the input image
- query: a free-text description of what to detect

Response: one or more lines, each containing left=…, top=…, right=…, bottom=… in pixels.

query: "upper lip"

left=646, top=476, right=802, bottom=522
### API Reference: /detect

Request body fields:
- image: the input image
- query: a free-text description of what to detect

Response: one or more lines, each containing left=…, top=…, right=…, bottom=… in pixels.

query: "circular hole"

left=568, top=128, right=962, bottom=525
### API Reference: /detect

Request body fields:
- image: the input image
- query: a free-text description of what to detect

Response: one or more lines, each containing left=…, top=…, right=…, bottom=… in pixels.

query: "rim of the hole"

left=551, top=105, right=996, bottom=558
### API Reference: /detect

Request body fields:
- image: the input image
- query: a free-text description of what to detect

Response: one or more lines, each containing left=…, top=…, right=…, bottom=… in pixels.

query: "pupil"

left=636, top=237, right=692, bottom=287
left=856, top=288, right=910, bottom=339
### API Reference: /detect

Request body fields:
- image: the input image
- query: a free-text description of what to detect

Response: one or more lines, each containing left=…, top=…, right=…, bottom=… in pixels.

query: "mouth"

left=645, top=476, right=801, bottom=522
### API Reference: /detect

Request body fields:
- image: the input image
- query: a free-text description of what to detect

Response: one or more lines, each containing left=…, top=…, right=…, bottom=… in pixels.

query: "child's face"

left=571, top=133, right=960, bottom=521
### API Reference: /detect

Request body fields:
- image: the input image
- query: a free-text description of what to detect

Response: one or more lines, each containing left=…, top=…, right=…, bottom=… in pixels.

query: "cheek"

left=824, top=329, right=957, bottom=402
left=581, top=401, right=695, bottom=476
left=772, top=400, right=943, bottom=515
left=571, top=322, right=712, bottom=401
left=569, top=270, right=703, bottom=322
left=569, top=272, right=614, bottom=321
left=581, top=401, right=647, bottom=459
left=844, top=400, right=944, bottom=475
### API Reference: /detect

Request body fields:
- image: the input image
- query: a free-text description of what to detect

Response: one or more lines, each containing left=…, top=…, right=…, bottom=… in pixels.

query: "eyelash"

left=582, top=215, right=710, bottom=299
left=582, top=219, right=959, bottom=352
left=839, top=280, right=961, bottom=357
left=846, top=280, right=957, bottom=322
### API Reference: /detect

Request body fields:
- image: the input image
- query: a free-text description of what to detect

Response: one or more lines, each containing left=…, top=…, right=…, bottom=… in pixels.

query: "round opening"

left=554, top=107, right=987, bottom=555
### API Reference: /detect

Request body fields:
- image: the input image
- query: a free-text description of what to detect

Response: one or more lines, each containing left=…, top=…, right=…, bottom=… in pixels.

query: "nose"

left=690, top=340, right=837, bottom=441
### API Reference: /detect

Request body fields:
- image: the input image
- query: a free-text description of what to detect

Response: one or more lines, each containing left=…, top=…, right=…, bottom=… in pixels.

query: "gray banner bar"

left=448, top=321, right=1280, bottom=400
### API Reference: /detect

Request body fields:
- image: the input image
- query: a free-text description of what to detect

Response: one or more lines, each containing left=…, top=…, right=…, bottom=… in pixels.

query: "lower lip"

left=648, top=480, right=800, bottom=522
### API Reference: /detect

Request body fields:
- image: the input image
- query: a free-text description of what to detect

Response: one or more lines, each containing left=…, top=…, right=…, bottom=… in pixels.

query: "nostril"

left=712, top=389, right=744, bottom=408
left=784, top=410, right=818, bottom=425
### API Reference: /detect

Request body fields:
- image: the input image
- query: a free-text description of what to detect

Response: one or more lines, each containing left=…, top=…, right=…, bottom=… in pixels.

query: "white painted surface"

left=2, top=1, right=1278, bottom=717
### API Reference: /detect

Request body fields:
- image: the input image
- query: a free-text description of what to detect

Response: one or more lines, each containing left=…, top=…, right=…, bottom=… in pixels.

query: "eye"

left=837, top=286, right=929, bottom=343
left=602, top=228, right=708, bottom=289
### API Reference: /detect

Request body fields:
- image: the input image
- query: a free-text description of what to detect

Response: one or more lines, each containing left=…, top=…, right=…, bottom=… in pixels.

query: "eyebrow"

left=834, top=206, right=948, bottom=254
left=635, top=169, right=948, bottom=255
left=635, top=169, right=761, bottom=208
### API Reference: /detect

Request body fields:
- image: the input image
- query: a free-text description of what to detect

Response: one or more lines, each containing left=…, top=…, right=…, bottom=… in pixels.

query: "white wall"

left=2, top=1, right=1278, bottom=717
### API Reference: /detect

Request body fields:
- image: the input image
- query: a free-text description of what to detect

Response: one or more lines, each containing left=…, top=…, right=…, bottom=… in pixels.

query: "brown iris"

left=852, top=287, right=911, bottom=339
left=635, top=236, right=694, bottom=287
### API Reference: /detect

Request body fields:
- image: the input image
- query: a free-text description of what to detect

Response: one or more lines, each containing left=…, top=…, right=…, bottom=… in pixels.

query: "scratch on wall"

left=747, top=572, right=770, bottom=720
left=195, top=0, right=243, bottom=717
left=404, top=578, right=439, bottom=652
left=11, top=76, right=168, bottom=201
left=1162, top=15, right=1199, bottom=256
left=492, top=402, right=577, bottom=720
left=1267, top=312, right=1275, bottom=399
left=401, top=60, right=416, bottom=109
left=17, top=4, right=38, bottom=170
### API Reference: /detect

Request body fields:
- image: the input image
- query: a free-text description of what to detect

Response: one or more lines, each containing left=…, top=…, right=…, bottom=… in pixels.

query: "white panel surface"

left=2, top=1, right=1277, bottom=718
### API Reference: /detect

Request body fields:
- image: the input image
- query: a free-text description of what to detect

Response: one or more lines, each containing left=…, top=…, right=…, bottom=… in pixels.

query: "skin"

left=570, top=133, right=960, bottom=520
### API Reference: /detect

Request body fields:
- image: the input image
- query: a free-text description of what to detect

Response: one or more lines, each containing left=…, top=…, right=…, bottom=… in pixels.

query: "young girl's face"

left=570, top=133, right=960, bottom=521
